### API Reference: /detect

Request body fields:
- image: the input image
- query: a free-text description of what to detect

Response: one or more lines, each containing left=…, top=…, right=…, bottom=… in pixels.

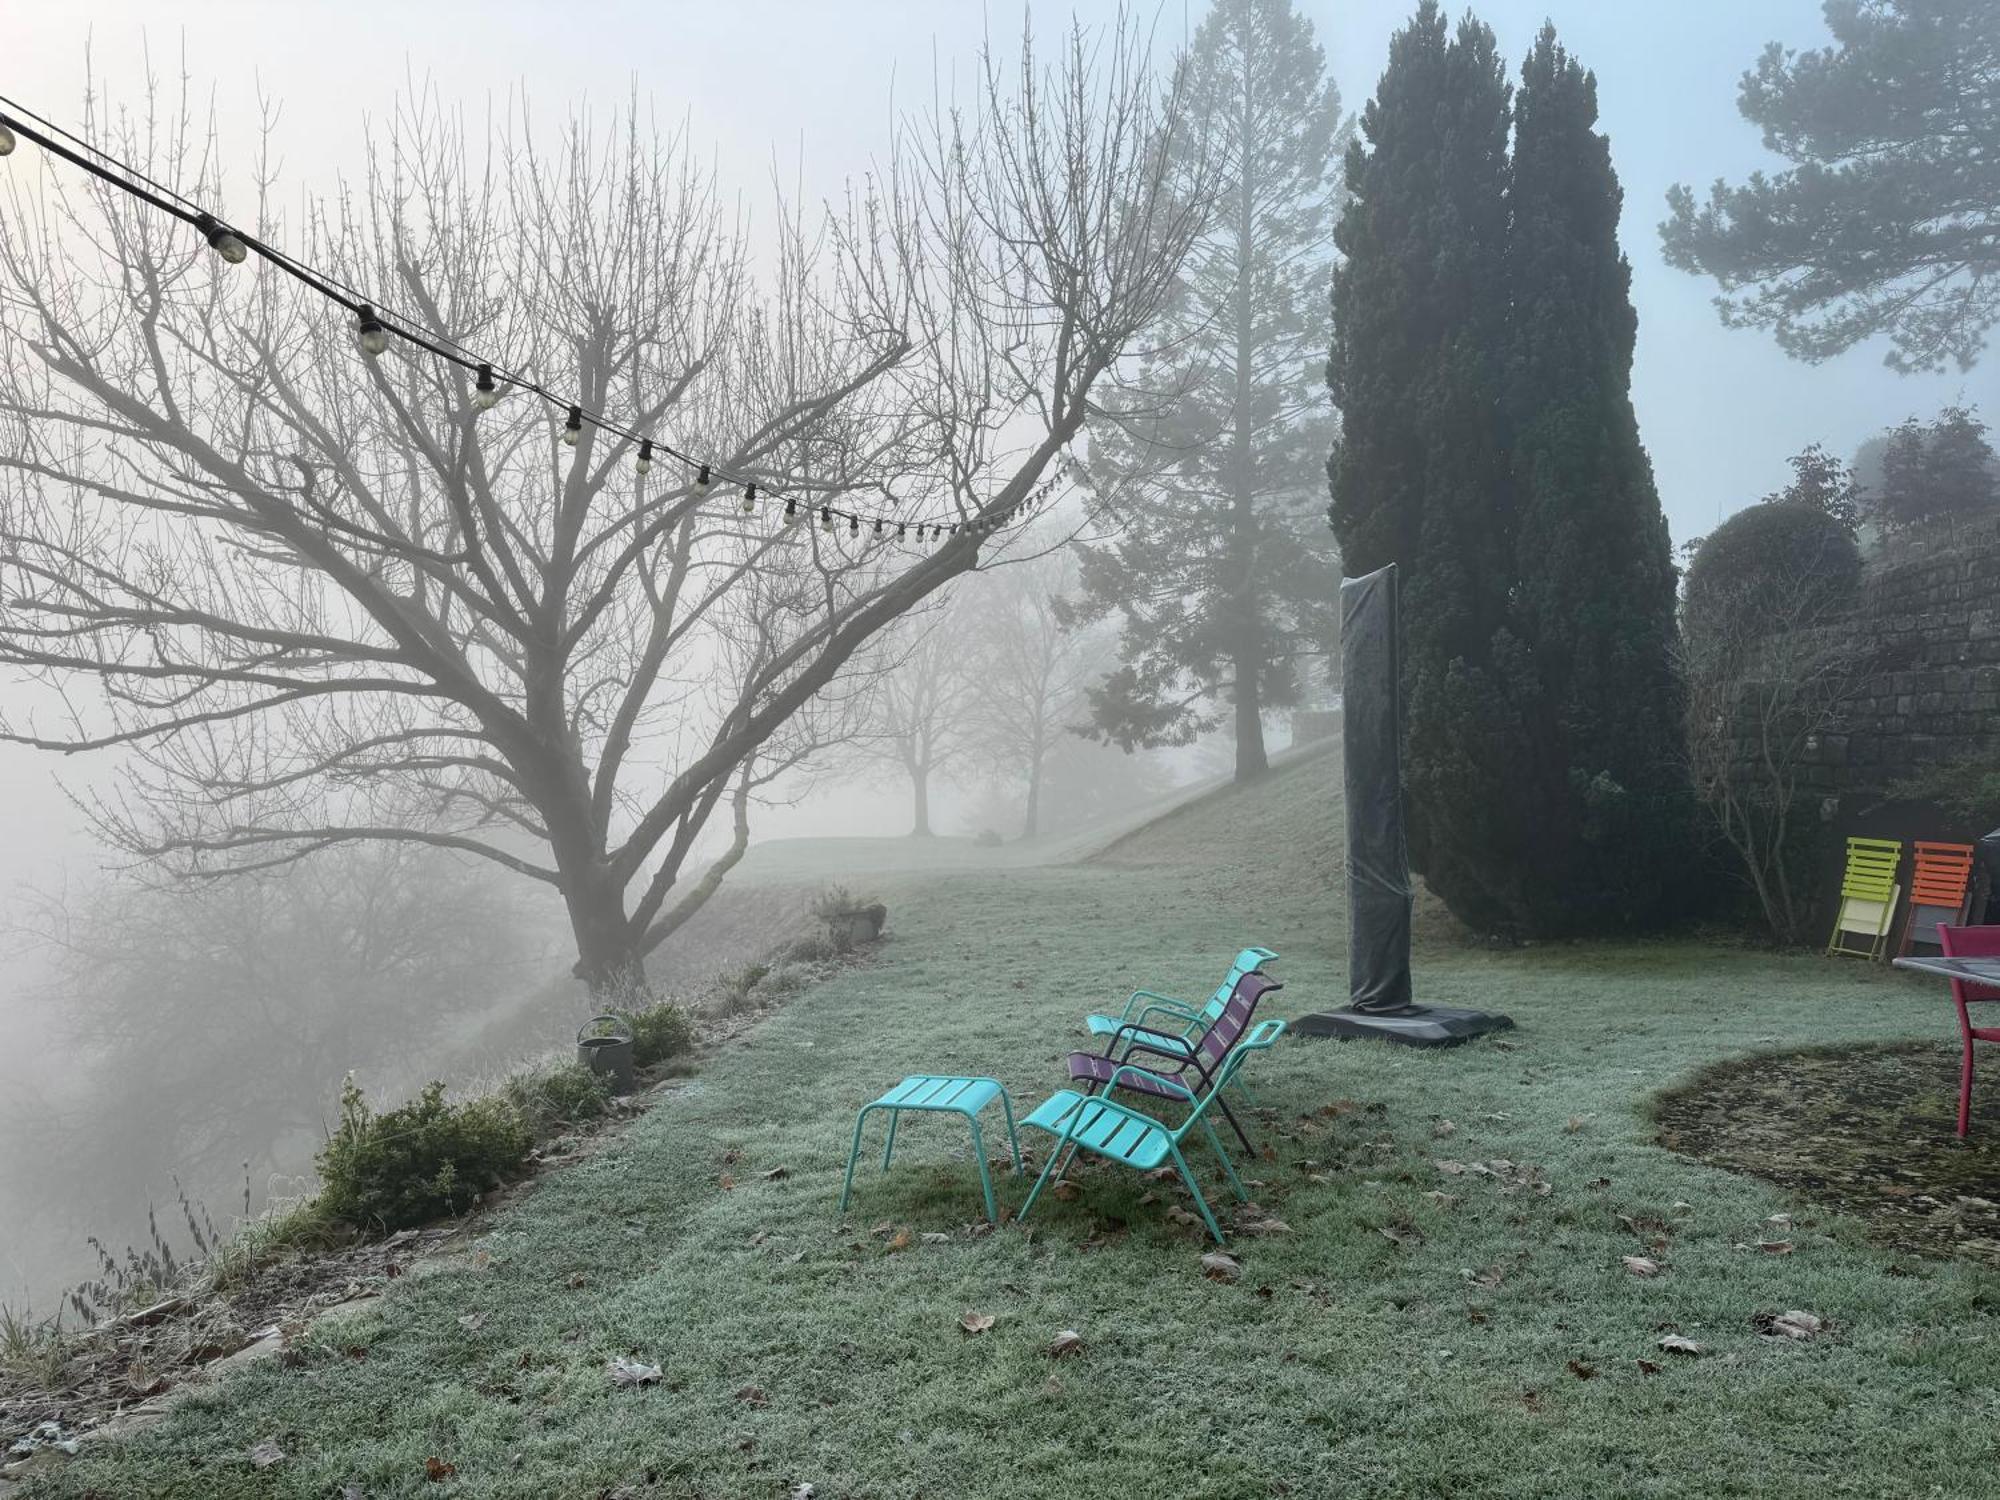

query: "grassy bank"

left=21, top=752, right=2000, bottom=1499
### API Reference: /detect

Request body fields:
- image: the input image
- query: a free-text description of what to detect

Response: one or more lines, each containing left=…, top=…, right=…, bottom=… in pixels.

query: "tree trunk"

left=1022, top=753, right=1043, bottom=840
left=1234, top=660, right=1268, bottom=781
left=911, top=766, right=933, bottom=837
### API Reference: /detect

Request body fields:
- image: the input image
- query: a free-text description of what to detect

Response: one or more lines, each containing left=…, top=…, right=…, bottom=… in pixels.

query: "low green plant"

left=316, top=1078, right=531, bottom=1233
left=785, top=931, right=838, bottom=963
left=1887, top=747, right=2000, bottom=826
left=624, top=1002, right=694, bottom=1067
left=503, top=1061, right=613, bottom=1137
left=0, top=1303, right=71, bottom=1392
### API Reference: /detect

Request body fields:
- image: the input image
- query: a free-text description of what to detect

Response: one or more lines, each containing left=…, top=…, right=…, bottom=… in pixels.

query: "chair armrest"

left=1115, top=988, right=1191, bottom=1023
left=1131, top=999, right=1204, bottom=1033
left=1107, top=1064, right=1196, bottom=1101
left=1116, top=1035, right=1202, bottom=1071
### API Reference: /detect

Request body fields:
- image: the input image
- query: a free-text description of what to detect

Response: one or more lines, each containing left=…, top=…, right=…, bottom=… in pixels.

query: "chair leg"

left=1215, top=1093, right=1255, bottom=1156
left=968, top=1118, right=998, bottom=1224
left=1171, top=1145, right=1225, bottom=1244
left=1961, top=1039, right=1975, bottom=1138
left=999, top=1090, right=1023, bottom=1173
left=1198, top=1115, right=1248, bottom=1201
left=880, top=1108, right=900, bottom=1171
left=1018, top=1136, right=1072, bottom=1223
left=839, top=1106, right=873, bottom=1214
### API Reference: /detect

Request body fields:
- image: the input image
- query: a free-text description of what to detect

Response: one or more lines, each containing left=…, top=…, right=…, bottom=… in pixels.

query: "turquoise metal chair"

left=1081, top=947, right=1276, bottom=1097
left=1019, top=1018, right=1287, bottom=1244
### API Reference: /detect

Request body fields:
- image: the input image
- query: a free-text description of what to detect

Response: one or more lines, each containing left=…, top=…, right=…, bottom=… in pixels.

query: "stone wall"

left=1772, top=518, right=2000, bottom=798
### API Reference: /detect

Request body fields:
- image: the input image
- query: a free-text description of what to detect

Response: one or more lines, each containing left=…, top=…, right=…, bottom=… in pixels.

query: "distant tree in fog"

left=0, top=23, right=1208, bottom=1007
left=1663, top=0, right=2000, bottom=373
left=967, top=544, right=1109, bottom=839
left=1871, top=405, right=2000, bottom=535
left=1067, top=0, right=1345, bottom=783
left=851, top=599, right=983, bottom=838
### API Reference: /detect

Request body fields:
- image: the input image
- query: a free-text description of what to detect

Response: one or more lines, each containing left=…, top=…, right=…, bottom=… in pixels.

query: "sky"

left=0, top=0, right=1992, bottom=894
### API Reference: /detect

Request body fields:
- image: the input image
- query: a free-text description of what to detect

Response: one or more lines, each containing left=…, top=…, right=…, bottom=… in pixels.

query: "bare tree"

left=1681, top=570, right=1869, bottom=945
left=0, top=22, right=1206, bottom=1005
left=851, top=599, right=983, bottom=837
left=966, top=540, right=1109, bottom=838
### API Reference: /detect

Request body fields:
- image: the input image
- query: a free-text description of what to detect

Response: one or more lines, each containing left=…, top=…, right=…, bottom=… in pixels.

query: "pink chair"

left=1937, top=925, right=2000, bottom=1137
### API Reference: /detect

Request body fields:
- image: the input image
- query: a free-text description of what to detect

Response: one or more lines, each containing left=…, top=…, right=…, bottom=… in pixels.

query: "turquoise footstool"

left=839, top=1075, right=1023, bottom=1223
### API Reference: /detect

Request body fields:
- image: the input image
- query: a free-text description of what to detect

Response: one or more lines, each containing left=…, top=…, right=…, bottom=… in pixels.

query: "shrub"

left=785, top=931, right=838, bottom=963
left=624, top=1002, right=694, bottom=1067
left=317, top=1078, right=530, bottom=1233
left=973, top=828, right=1003, bottom=848
left=503, top=1062, right=612, bottom=1138
left=1683, top=501, right=1862, bottom=645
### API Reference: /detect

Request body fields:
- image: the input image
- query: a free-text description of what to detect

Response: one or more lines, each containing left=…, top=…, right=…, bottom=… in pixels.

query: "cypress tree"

left=1500, top=24, right=1691, bottom=930
left=1328, top=3, right=1516, bottom=915
left=1331, top=9, right=1693, bottom=934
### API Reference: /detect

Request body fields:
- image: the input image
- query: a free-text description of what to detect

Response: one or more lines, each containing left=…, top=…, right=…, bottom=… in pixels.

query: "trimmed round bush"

left=1683, top=501, right=1861, bottom=643
left=317, top=1078, right=531, bottom=1233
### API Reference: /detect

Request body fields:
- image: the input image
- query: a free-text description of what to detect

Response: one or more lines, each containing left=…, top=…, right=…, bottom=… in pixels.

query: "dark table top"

left=1892, top=955, right=2000, bottom=983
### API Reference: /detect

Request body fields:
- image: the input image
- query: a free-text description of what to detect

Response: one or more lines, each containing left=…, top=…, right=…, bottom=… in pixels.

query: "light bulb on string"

left=873, top=518, right=884, bottom=538
left=635, top=439, right=653, bottom=474
left=696, top=464, right=713, bottom=494
left=196, top=213, right=248, bottom=265
left=849, top=515, right=861, bottom=538
left=743, top=483, right=758, bottom=515
left=0, top=118, right=15, bottom=156
left=356, top=305, right=389, bottom=357
left=562, top=405, right=582, bottom=447
left=472, top=364, right=500, bottom=412
left=896, top=523, right=907, bottom=541
left=784, top=497, right=798, bottom=525
left=820, top=506, right=833, bottom=533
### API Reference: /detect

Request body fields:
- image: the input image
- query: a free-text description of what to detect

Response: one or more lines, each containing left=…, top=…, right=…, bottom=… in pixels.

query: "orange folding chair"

left=1899, top=842, right=1977, bottom=956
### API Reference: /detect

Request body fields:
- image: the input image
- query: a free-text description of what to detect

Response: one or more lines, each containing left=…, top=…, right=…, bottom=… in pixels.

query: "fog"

left=1, top=0, right=1991, bottom=1316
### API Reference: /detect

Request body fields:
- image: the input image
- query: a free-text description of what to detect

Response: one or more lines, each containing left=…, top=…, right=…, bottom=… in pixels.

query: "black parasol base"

left=1291, top=1003, right=1514, bottom=1049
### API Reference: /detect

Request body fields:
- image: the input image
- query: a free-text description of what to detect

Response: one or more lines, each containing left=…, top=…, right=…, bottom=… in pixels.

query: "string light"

left=195, top=212, right=247, bottom=265
left=0, top=91, right=1061, bottom=553
left=355, top=305, right=388, bottom=358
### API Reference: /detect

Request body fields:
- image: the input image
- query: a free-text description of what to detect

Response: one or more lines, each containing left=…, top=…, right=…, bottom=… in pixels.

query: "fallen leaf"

left=790, top=1486, right=817, bottom=1500
left=1635, top=1358, right=1662, bottom=1376
left=718, top=1173, right=736, bottom=1191
left=1621, top=1256, right=1662, bottom=1278
left=425, top=1457, right=457, bottom=1481
left=1765, top=1212, right=1792, bottom=1229
left=1566, top=1359, right=1598, bottom=1380
left=734, top=1384, right=770, bottom=1407
left=1238, top=1217, right=1293, bottom=1237
left=761, top=1166, right=791, bottom=1182
left=1425, top=1190, right=1460, bottom=1207
left=249, top=1440, right=285, bottom=1469
left=921, top=1231, right=951, bottom=1244
left=886, top=1229, right=913, bottom=1253
left=1200, top=1251, right=1243, bottom=1283
left=457, top=1312, right=485, bottom=1331
left=1051, top=1179, right=1081, bottom=1202
left=1564, top=1116, right=1588, bottom=1134
left=1757, top=1310, right=1824, bottom=1341
left=607, top=1356, right=662, bottom=1387
left=1470, top=1263, right=1505, bottom=1289
left=1435, top=1159, right=1467, bottom=1176
left=959, top=1311, right=996, bottom=1336
left=1164, top=1205, right=1201, bottom=1228
left=1757, top=1240, right=1795, bottom=1256
left=1047, top=1329, right=1086, bottom=1359
left=1432, top=1118, right=1458, bottom=1139
left=1657, top=1335, right=1704, bottom=1356
left=565, top=1272, right=588, bottom=1289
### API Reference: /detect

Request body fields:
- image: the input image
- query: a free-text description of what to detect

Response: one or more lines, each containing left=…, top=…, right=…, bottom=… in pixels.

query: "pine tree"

left=1328, top=3, right=1516, bottom=915
left=1071, top=0, right=1347, bottom=781
left=1498, top=24, right=1691, bottom=930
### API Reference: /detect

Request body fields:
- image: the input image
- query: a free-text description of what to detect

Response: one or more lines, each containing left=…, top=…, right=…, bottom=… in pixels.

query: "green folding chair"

left=1827, top=837, right=1902, bottom=961
left=1019, top=1018, right=1287, bottom=1244
left=1081, top=946, right=1275, bottom=1101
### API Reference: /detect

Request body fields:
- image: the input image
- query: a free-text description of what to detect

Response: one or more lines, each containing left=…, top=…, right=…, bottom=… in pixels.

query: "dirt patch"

left=1655, top=1041, right=2000, bottom=1265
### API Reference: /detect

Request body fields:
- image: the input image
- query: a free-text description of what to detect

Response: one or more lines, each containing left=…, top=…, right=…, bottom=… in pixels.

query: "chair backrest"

left=1841, top=837, right=1902, bottom=901
left=1911, top=843, right=1976, bottom=909
left=1939, top=924, right=2000, bottom=1002
left=1196, top=947, right=1279, bottom=1025
left=1193, top=970, right=1282, bottom=1074
left=1175, top=1019, right=1287, bottom=1139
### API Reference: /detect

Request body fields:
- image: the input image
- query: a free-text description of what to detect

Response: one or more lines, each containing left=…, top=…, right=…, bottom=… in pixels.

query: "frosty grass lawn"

left=26, top=752, right=2000, bottom=1499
